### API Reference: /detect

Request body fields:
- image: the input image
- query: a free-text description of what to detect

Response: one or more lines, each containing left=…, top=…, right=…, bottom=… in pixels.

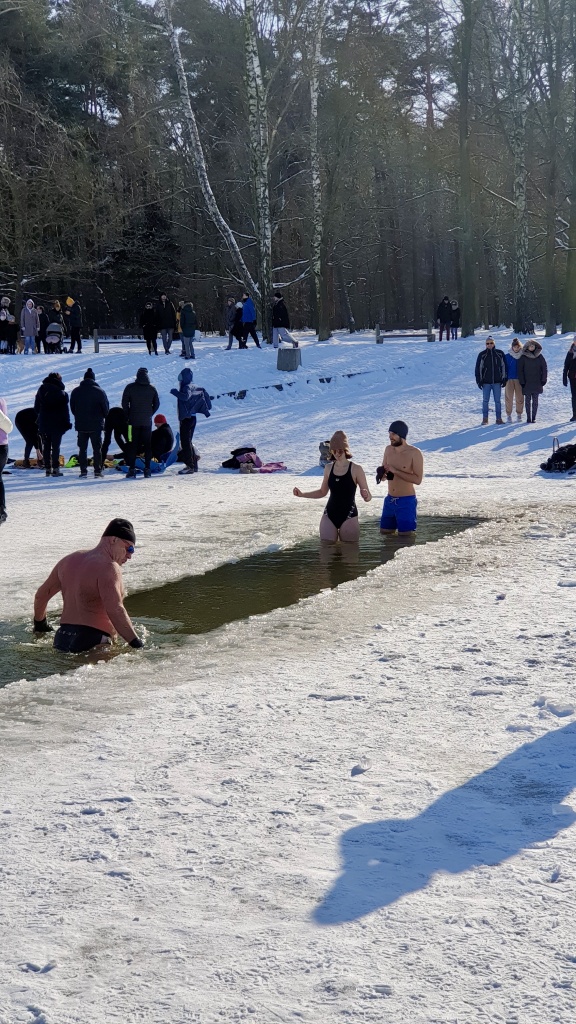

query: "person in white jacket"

left=0, top=398, right=13, bottom=523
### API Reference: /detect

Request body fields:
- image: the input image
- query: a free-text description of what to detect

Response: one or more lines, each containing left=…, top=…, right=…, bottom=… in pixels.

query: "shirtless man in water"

left=33, top=518, right=144, bottom=653
left=379, top=420, right=424, bottom=535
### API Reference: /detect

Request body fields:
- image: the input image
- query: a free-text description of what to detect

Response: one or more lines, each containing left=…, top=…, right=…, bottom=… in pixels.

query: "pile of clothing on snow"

left=221, top=445, right=286, bottom=473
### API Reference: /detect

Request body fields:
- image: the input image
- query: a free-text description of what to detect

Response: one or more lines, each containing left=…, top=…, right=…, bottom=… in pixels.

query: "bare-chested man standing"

left=379, top=420, right=424, bottom=535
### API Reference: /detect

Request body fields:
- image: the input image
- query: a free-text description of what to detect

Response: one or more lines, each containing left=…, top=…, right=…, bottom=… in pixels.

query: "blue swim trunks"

left=380, top=494, right=418, bottom=533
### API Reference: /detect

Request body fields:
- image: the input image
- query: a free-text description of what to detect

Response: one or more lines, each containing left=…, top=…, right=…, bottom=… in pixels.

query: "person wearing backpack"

left=562, top=337, right=576, bottom=422
left=518, top=339, right=547, bottom=423
left=170, top=367, right=211, bottom=475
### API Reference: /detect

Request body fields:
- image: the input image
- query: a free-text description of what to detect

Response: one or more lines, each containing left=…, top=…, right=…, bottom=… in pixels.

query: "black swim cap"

left=102, top=518, right=136, bottom=544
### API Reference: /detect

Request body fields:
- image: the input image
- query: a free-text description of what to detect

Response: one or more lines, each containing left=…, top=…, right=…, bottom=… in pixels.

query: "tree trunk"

left=540, top=0, right=565, bottom=336
left=511, top=0, right=529, bottom=333
left=309, top=0, right=330, bottom=340
left=243, top=0, right=272, bottom=339
left=457, top=0, right=478, bottom=337
left=158, top=0, right=258, bottom=296
left=562, top=11, right=576, bottom=330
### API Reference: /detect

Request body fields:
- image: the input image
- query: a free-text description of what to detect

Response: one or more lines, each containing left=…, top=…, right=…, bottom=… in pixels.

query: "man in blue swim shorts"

left=378, top=420, right=424, bottom=535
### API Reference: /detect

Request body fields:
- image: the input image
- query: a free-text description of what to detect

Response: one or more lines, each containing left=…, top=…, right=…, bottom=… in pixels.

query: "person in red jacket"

left=33, top=518, right=143, bottom=653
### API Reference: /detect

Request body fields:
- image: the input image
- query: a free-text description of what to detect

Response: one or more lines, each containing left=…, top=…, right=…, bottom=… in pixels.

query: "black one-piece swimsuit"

left=324, top=462, right=358, bottom=528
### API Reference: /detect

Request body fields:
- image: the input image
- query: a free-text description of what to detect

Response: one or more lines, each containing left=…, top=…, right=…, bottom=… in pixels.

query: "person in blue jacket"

left=504, top=337, right=524, bottom=422
left=170, top=367, right=212, bottom=474
left=240, top=291, right=261, bottom=348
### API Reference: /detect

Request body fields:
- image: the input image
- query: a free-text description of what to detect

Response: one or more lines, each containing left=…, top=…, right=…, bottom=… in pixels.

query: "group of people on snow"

left=0, top=296, right=82, bottom=355
left=0, top=365, right=212, bottom=526
left=475, top=336, right=549, bottom=424
left=436, top=296, right=461, bottom=340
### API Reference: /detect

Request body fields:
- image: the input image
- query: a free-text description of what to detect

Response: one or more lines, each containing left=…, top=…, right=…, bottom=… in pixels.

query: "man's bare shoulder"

left=406, top=443, right=423, bottom=456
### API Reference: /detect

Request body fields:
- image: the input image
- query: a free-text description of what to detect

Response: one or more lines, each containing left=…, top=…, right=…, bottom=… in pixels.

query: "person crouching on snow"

left=170, top=367, right=212, bottom=475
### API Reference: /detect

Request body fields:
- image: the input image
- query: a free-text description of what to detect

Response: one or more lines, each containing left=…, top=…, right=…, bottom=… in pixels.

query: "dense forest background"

left=1, top=0, right=575, bottom=336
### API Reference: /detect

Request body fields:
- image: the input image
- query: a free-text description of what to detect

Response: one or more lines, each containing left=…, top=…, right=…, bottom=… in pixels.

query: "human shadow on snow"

left=314, top=722, right=576, bottom=925
left=419, top=421, right=574, bottom=455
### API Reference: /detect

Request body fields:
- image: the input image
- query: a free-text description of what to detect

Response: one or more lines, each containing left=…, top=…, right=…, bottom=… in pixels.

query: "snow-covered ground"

left=1, top=328, right=576, bottom=1023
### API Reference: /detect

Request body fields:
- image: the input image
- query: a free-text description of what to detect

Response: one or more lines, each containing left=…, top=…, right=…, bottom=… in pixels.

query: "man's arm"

left=97, top=565, right=139, bottom=644
left=34, top=564, right=62, bottom=622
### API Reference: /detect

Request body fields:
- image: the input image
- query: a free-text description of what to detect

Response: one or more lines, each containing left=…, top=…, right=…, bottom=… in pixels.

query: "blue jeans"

left=482, top=383, right=501, bottom=420
left=24, top=335, right=35, bottom=354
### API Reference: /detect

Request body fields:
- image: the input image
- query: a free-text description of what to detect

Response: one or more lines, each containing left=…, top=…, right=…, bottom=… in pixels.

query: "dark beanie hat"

left=389, top=419, right=408, bottom=439
left=84, top=367, right=95, bottom=380
left=136, top=367, right=149, bottom=383
left=102, top=518, right=136, bottom=544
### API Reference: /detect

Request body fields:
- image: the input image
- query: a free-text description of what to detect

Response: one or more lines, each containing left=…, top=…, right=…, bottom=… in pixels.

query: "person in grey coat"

left=20, top=300, right=40, bottom=355
left=518, top=339, right=547, bottom=423
left=121, top=367, right=160, bottom=478
left=70, top=368, right=110, bottom=478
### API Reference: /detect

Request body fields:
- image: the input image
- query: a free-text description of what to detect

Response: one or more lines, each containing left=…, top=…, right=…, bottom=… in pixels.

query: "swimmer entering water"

left=293, top=430, right=371, bottom=542
left=33, top=518, right=144, bottom=653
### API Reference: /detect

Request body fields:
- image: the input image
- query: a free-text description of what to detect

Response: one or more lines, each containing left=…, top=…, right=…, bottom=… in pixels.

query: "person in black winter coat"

left=436, top=296, right=452, bottom=340
left=101, top=407, right=129, bottom=465
left=271, top=291, right=298, bottom=349
left=179, top=301, right=198, bottom=360
left=518, top=339, right=547, bottom=423
left=37, top=306, right=50, bottom=353
left=450, top=300, right=461, bottom=340
left=65, top=297, right=83, bottom=353
left=70, top=368, right=110, bottom=478
left=151, top=414, right=174, bottom=463
left=14, top=407, right=43, bottom=466
left=475, top=336, right=507, bottom=424
left=34, top=372, right=71, bottom=475
left=155, top=293, right=177, bottom=354
left=562, top=338, right=576, bottom=421
left=121, top=367, right=160, bottom=477
left=140, top=302, right=159, bottom=355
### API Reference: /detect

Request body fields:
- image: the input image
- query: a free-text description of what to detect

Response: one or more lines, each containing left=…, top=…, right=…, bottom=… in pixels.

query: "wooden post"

left=427, top=321, right=436, bottom=342
left=375, top=323, right=382, bottom=343
left=277, top=348, right=302, bottom=371
left=93, top=329, right=99, bottom=353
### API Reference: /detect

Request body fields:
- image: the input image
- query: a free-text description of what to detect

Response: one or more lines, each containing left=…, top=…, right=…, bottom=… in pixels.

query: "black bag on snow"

left=540, top=437, right=576, bottom=473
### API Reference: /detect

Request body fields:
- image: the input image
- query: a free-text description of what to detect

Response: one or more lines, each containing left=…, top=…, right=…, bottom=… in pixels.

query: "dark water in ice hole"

left=0, top=515, right=480, bottom=690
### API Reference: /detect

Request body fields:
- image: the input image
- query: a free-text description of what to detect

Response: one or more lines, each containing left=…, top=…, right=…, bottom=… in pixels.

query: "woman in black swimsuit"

left=293, top=430, right=372, bottom=541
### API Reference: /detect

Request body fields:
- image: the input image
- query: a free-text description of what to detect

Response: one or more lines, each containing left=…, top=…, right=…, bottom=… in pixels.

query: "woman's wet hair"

left=329, top=430, right=352, bottom=460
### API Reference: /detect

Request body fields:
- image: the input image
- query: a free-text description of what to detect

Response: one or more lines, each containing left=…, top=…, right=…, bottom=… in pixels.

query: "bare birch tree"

left=308, top=0, right=331, bottom=339
left=156, top=0, right=259, bottom=295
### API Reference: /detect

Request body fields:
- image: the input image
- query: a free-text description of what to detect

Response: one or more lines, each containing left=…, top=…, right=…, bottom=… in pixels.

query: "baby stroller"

left=45, top=322, right=64, bottom=353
